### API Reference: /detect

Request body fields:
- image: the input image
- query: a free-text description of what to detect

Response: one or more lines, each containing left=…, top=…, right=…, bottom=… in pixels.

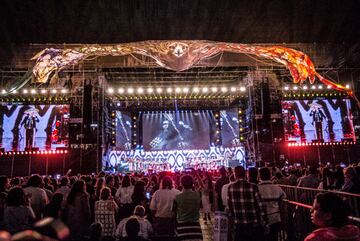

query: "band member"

left=309, top=103, right=327, bottom=141
left=150, top=113, right=190, bottom=150
left=21, top=108, right=39, bottom=149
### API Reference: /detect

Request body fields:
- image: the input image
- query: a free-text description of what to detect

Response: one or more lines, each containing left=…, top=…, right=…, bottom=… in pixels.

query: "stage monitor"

left=115, top=111, right=132, bottom=150
left=220, top=108, right=240, bottom=147
left=142, top=110, right=210, bottom=151
left=281, top=99, right=355, bottom=143
left=0, top=104, right=69, bottom=151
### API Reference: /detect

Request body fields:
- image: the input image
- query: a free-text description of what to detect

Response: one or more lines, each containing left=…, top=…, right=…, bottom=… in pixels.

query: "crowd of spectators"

left=0, top=162, right=359, bottom=241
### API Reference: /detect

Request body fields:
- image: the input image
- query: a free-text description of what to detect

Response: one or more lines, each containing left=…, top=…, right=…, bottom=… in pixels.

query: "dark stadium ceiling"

left=1, top=0, right=360, bottom=79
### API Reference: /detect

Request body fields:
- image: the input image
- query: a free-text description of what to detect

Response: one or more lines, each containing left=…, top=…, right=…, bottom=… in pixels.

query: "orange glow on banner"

left=31, top=41, right=356, bottom=104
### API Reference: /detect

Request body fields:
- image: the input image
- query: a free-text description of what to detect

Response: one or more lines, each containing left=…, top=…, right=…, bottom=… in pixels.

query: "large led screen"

left=220, top=109, right=240, bottom=147
left=142, top=110, right=210, bottom=151
left=0, top=104, right=69, bottom=151
left=115, top=111, right=132, bottom=150
left=281, top=99, right=355, bottom=143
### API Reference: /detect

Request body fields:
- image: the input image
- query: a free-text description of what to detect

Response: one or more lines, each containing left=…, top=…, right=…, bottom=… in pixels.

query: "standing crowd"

left=0, top=162, right=359, bottom=241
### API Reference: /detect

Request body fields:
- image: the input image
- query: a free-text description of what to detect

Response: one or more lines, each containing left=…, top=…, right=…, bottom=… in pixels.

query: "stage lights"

left=318, top=85, right=323, bottom=89
left=127, top=88, right=134, bottom=94
left=287, top=141, right=356, bottom=147
left=211, top=87, right=218, bottom=93
left=175, top=87, right=181, bottom=93
left=240, top=86, right=246, bottom=92
left=51, top=89, right=57, bottom=94
left=311, top=86, right=316, bottom=90
left=60, top=89, right=67, bottom=93
left=182, top=87, right=189, bottom=93
left=221, top=87, right=228, bottom=92
left=193, top=87, right=200, bottom=93
left=137, top=88, right=144, bottom=94
left=1, top=89, right=6, bottom=94
left=30, top=89, right=36, bottom=94
left=231, top=87, right=237, bottom=92
left=284, top=86, right=290, bottom=91
left=1, top=149, right=69, bottom=155
left=118, top=88, right=125, bottom=94
left=167, top=88, right=173, bottom=93
left=302, top=85, right=308, bottom=90
left=23, top=89, right=29, bottom=94
left=147, top=88, right=154, bottom=94
left=156, top=88, right=162, bottom=93
left=202, top=87, right=209, bottom=93
left=41, top=89, right=47, bottom=94
left=293, top=86, right=298, bottom=90
left=327, top=85, right=332, bottom=89
left=345, top=84, right=350, bottom=89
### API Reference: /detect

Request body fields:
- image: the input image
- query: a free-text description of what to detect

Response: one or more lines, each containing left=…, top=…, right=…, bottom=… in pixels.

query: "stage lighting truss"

left=281, top=84, right=349, bottom=99
left=0, top=88, right=70, bottom=103
left=287, top=141, right=356, bottom=147
left=106, top=85, right=248, bottom=99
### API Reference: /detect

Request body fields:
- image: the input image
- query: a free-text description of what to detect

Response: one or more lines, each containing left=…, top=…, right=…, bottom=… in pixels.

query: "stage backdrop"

left=142, top=110, right=211, bottom=151
left=281, top=99, right=355, bottom=143
left=0, top=104, right=69, bottom=151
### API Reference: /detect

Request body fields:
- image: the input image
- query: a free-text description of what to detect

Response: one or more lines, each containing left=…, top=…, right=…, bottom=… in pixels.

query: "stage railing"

left=279, top=185, right=360, bottom=217
left=278, top=199, right=360, bottom=241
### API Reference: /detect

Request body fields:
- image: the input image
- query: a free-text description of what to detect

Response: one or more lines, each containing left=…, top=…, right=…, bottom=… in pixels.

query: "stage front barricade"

left=279, top=185, right=360, bottom=218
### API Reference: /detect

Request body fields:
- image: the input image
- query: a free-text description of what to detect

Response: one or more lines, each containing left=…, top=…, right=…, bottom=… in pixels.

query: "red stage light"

left=44, top=151, right=48, bottom=154
left=60, top=150, right=64, bottom=154
left=56, top=150, right=60, bottom=154
left=65, top=150, right=68, bottom=154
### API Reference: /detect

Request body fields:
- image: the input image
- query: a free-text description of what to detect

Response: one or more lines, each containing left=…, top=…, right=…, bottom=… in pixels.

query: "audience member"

left=214, top=167, right=229, bottom=211
left=258, top=167, right=286, bottom=241
left=23, top=175, right=48, bottom=220
left=173, top=173, right=203, bottom=241
left=228, top=166, right=267, bottom=241
left=150, top=176, right=180, bottom=236
left=3, top=187, right=35, bottom=234
left=95, top=187, right=118, bottom=240
left=63, top=180, right=91, bottom=241
left=115, top=205, right=152, bottom=240
left=304, top=192, right=360, bottom=241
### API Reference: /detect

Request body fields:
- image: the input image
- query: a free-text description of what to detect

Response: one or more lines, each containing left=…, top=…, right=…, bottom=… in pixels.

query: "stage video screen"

left=281, top=99, right=355, bottom=143
left=115, top=111, right=132, bottom=150
left=0, top=104, right=69, bottom=151
left=220, top=109, right=240, bottom=147
left=142, top=110, right=210, bottom=151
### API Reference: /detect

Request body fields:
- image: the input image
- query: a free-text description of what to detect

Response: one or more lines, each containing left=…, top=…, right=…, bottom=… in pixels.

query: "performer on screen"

left=20, top=108, right=40, bottom=149
left=149, top=113, right=190, bottom=150
left=309, top=103, right=327, bottom=142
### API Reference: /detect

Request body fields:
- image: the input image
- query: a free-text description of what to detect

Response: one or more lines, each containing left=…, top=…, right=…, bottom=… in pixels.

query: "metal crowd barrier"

left=278, top=196, right=360, bottom=241
left=279, top=185, right=360, bottom=217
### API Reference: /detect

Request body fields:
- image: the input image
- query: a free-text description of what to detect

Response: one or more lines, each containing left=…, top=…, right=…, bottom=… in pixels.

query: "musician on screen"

left=149, top=113, right=190, bottom=150
left=309, top=103, right=327, bottom=142
left=20, top=108, right=40, bottom=149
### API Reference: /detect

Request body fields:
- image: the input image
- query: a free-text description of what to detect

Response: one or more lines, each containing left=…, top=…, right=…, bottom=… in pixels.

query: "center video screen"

left=281, top=99, right=355, bottom=143
left=142, top=110, right=210, bottom=151
left=0, top=104, right=69, bottom=151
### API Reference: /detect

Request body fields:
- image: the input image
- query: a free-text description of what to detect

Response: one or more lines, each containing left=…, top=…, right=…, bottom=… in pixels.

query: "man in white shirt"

left=23, top=174, right=48, bottom=220
left=258, top=167, right=286, bottom=241
left=115, top=205, right=153, bottom=240
left=150, top=176, right=180, bottom=236
left=221, top=174, right=235, bottom=210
